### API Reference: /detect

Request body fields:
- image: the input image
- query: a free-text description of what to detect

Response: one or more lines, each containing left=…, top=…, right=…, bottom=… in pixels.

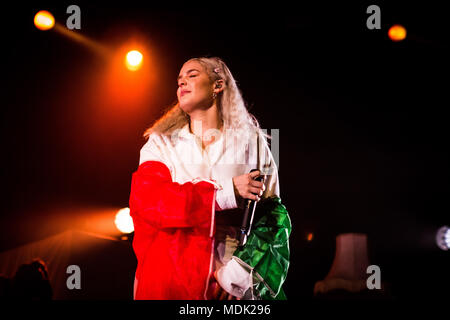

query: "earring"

left=212, top=92, right=217, bottom=99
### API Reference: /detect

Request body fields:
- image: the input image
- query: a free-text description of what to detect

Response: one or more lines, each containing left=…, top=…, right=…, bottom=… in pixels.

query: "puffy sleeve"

left=139, top=133, right=223, bottom=212
left=232, top=196, right=291, bottom=300
left=129, top=160, right=220, bottom=230
left=129, top=156, right=221, bottom=299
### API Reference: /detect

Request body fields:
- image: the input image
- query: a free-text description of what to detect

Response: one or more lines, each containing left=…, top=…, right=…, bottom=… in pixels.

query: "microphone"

left=238, top=169, right=264, bottom=248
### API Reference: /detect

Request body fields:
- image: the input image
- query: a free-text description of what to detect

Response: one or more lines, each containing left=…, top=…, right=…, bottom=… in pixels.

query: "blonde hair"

left=143, top=57, right=269, bottom=142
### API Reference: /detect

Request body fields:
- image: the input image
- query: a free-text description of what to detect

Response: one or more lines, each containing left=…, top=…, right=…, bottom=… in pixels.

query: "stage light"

left=388, top=24, right=407, bottom=42
left=436, top=226, right=450, bottom=251
left=125, top=50, right=143, bottom=71
left=307, top=232, right=314, bottom=242
left=34, top=10, right=55, bottom=31
left=114, top=207, right=134, bottom=234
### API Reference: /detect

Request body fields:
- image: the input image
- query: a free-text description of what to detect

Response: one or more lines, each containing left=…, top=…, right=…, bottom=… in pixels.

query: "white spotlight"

left=115, top=207, right=134, bottom=234
left=436, top=226, right=450, bottom=251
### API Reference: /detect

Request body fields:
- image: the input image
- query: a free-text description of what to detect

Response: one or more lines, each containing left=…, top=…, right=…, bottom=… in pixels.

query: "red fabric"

left=129, top=160, right=217, bottom=300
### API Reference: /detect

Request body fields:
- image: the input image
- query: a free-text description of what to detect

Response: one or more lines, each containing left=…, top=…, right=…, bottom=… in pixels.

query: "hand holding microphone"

left=232, top=169, right=266, bottom=247
left=232, top=170, right=265, bottom=202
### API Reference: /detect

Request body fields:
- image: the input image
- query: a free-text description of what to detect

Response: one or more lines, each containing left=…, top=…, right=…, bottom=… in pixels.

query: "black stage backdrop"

left=1, top=1, right=449, bottom=305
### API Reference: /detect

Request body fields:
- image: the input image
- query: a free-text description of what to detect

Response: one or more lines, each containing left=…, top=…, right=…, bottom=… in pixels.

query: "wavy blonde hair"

left=143, top=57, right=269, bottom=142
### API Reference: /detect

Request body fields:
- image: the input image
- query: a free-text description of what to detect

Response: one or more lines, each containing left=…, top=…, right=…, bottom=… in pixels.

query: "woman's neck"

left=188, top=104, right=223, bottom=149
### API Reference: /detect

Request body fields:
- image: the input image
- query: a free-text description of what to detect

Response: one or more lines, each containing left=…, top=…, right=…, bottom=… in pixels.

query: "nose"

left=178, top=77, right=187, bottom=88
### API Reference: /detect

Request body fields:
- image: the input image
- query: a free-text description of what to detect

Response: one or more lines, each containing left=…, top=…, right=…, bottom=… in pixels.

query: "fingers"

left=245, top=192, right=259, bottom=201
left=249, top=179, right=264, bottom=188
left=249, top=170, right=260, bottom=179
left=233, top=171, right=266, bottom=201
left=247, top=173, right=265, bottom=201
left=248, top=186, right=263, bottom=196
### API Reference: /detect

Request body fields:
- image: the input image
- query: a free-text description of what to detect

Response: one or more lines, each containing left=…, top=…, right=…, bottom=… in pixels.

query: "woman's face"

left=177, top=60, right=215, bottom=113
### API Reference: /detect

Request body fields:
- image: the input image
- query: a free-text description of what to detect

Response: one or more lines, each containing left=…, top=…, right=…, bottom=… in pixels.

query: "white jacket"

left=138, top=123, right=280, bottom=298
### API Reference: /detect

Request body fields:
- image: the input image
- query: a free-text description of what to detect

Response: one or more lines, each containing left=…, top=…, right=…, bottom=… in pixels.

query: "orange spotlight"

left=125, top=50, right=143, bottom=71
left=388, top=24, right=407, bottom=42
left=34, top=10, right=55, bottom=31
left=99, top=39, right=157, bottom=109
left=307, top=232, right=314, bottom=242
left=114, top=207, right=134, bottom=234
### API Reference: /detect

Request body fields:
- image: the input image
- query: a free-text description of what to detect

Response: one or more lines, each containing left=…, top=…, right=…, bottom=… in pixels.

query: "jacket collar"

left=177, top=123, right=225, bottom=143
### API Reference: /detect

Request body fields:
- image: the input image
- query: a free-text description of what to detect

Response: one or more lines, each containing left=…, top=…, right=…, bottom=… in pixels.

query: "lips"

left=180, top=90, right=191, bottom=97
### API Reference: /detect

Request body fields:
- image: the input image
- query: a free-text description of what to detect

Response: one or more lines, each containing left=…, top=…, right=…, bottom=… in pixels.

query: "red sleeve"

left=129, top=160, right=218, bottom=299
left=129, top=160, right=217, bottom=230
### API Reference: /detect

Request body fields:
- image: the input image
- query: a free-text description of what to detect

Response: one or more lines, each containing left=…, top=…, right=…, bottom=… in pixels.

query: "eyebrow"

left=177, top=69, right=200, bottom=80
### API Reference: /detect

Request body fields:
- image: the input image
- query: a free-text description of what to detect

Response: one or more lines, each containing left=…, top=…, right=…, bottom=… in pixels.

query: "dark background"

left=1, top=1, right=449, bottom=300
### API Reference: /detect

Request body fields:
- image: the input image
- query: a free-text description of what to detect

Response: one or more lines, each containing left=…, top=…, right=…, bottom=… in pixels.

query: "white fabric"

left=216, top=258, right=253, bottom=299
left=138, top=123, right=280, bottom=298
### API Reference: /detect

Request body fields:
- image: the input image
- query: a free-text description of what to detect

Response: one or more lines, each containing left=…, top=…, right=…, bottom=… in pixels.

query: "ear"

left=213, top=79, right=225, bottom=94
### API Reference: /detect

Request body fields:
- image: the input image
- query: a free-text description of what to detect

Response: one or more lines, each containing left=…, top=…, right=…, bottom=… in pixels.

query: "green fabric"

left=233, top=196, right=292, bottom=300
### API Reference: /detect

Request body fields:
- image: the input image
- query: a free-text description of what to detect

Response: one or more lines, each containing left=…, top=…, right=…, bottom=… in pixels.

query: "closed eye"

left=177, top=70, right=199, bottom=86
